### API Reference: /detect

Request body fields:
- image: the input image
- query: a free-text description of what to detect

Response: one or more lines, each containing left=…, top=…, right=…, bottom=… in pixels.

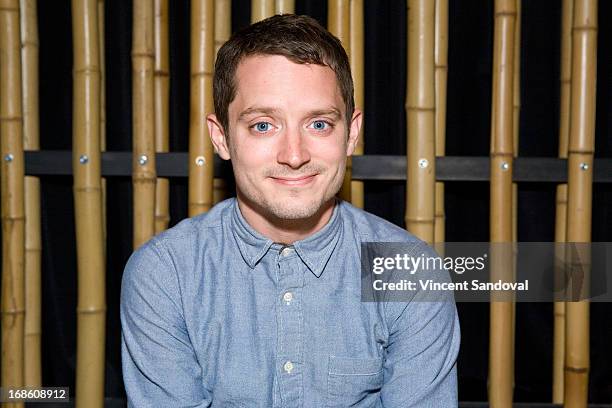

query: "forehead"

left=231, top=55, right=344, bottom=114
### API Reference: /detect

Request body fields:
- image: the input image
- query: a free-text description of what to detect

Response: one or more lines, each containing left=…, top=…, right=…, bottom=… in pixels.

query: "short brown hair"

left=213, top=14, right=354, bottom=133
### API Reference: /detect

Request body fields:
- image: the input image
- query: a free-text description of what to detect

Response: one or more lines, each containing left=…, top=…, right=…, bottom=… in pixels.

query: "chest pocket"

left=326, top=355, right=384, bottom=408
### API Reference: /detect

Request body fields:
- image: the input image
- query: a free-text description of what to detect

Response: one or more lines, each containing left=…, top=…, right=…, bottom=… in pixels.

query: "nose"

left=276, top=126, right=311, bottom=169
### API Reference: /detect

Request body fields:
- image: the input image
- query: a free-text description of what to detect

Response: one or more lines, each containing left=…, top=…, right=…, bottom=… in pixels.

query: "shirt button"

left=281, top=246, right=293, bottom=257
left=283, top=361, right=294, bottom=373
left=283, top=292, right=293, bottom=303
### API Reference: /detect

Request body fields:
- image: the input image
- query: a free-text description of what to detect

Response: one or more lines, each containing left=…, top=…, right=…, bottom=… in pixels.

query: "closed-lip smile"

left=271, top=174, right=317, bottom=186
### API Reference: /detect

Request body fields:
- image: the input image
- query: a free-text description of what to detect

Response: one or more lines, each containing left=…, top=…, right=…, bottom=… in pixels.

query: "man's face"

left=208, top=55, right=361, bottom=220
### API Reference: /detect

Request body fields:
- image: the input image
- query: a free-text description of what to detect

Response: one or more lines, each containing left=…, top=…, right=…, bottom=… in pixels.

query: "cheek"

left=315, top=141, right=347, bottom=165
left=231, top=147, right=277, bottom=186
left=237, top=135, right=277, bottom=156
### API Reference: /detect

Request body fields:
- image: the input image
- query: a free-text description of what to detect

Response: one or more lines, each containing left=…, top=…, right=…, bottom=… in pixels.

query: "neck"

left=236, top=196, right=336, bottom=244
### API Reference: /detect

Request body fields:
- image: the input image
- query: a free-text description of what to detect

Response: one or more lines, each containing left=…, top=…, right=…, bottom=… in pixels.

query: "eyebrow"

left=307, top=108, right=342, bottom=120
left=237, top=107, right=342, bottom=121
left=237, top=107, right=280, bottom=121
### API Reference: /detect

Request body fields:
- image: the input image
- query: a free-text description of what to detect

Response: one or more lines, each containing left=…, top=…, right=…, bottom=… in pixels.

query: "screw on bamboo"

left=132, top=0, right=156, bottom=247
left=71, top=0, right=106, bottom=407
left=349, top=0, right=364, bottom=208
left=0, top=0, right=26, bottom=403
left=553, top=0, right=573, bottom=403
left=564, top=0, right=597, bottom=406
left=328, top=0, right=352, bottom=203
left=189, top=0, right=215, bottom=216
left=251, top=0, right=274, bottom=23
left=488, top=0, right=516, bottom=406
left=405, top=0, right=435, bottom=244
left=154, top=0, right=170, bottom=233
left=213, top=0, right=231, bottom=205
left=275, top=0, right=294, bottom=14
left=19, top=0, right=41, bottom=387
left=433, top=0, right=447, bottom=245
left=98, top=0, right=107, bottom=255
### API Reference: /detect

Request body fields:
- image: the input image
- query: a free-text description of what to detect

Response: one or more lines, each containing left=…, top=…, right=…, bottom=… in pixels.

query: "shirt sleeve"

left=379, top=247, right=461, bottom=407
left=120, top=239, right=210, bottom=407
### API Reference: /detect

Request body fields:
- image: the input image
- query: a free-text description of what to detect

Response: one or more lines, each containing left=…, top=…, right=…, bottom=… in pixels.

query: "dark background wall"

left=25, top=0, right=612, bottom=403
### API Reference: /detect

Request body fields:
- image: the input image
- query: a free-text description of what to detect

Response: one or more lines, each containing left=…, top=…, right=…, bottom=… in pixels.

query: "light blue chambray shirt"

left=120, top=198, right=460, bottom=407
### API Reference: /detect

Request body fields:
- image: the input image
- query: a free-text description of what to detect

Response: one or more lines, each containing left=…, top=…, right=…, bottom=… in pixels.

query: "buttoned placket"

left=275, top=246, right=304, bottom=408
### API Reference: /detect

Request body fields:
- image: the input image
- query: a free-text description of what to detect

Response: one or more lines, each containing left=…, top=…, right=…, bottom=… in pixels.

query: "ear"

left=207, top=114, right=231, bottom=160
left=345, top=108, right=363, bottom=156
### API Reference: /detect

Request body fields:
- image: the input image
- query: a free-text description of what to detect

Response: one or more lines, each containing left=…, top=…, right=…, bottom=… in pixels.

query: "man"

left=121, top=14, right=460, bottom=407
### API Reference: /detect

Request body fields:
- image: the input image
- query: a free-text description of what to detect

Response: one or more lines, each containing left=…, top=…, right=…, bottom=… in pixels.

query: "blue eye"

left=311, top=120, right=329, bottom=131
left=253, top=122, right=272, bottom=132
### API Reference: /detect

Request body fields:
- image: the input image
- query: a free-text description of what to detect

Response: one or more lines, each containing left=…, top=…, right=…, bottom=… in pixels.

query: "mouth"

left=270, top=174, right=317, bottom=186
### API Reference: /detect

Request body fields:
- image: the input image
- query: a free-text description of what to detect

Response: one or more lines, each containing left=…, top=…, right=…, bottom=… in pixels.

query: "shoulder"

left=338, top=202, right=454, bottom=323
left=122, top=198, right=234, bottom=285
left=148, top=197, right=234, bottom=256
left=155, top=197, right=233, bottom=247
left=339, top=200, right=425, bottom=249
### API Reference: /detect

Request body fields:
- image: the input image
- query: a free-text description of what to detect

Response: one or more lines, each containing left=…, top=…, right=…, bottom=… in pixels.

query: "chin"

left=265, top=198, right=323, bottom=220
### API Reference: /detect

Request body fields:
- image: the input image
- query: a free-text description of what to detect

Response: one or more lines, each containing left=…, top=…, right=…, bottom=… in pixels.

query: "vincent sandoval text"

left=372, top=279, right=529, bottom=292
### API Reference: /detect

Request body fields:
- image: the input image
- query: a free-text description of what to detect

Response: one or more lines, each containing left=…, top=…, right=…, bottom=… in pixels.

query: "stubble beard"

left=237, top=163, right=345, bottom=221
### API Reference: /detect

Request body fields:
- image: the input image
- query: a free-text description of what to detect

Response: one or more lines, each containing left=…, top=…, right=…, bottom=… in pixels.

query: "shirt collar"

left=230, top=198, right=343, bottom=278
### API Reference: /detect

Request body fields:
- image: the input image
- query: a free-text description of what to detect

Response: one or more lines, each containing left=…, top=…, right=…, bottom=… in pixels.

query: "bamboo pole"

left=98, top=0, right=107, bottom=253
left=275, top=0, right=294, bottom=14
left=553, top=0, right=573, bottom=403
left=511, top=0, right=521, bottom=240
left=328, top=0, right=352, bottom=203
left=213, top=0, right=231, bottom=205
left=564, top=0, right=597, bottom=406
left=405, top=0, right=435, bottom=244
left=349, top=0, right=364, bottom=208
left=214, top=0, right=231, bottom=59
left=433, top=0, right=448, bottom=244
left=154, top=0, right=170, bottom=233
left=510, top=0, right=521, bottom=393
left=0, top=1, right=26, bottom=404
left=19, top=0, right=41, bottom=387
left=488, top=0, right=516, bottom=406
left=328, top=0, right=350, bottom=45
left=132, top=0, right=156, bottom=247
left=214, top=0, right=231, bottom=70
left=189, top=0, right=215, bottom=216
left=251, top=0, right=273, bottom=23
left=71, top=1, right=106, bottom=407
